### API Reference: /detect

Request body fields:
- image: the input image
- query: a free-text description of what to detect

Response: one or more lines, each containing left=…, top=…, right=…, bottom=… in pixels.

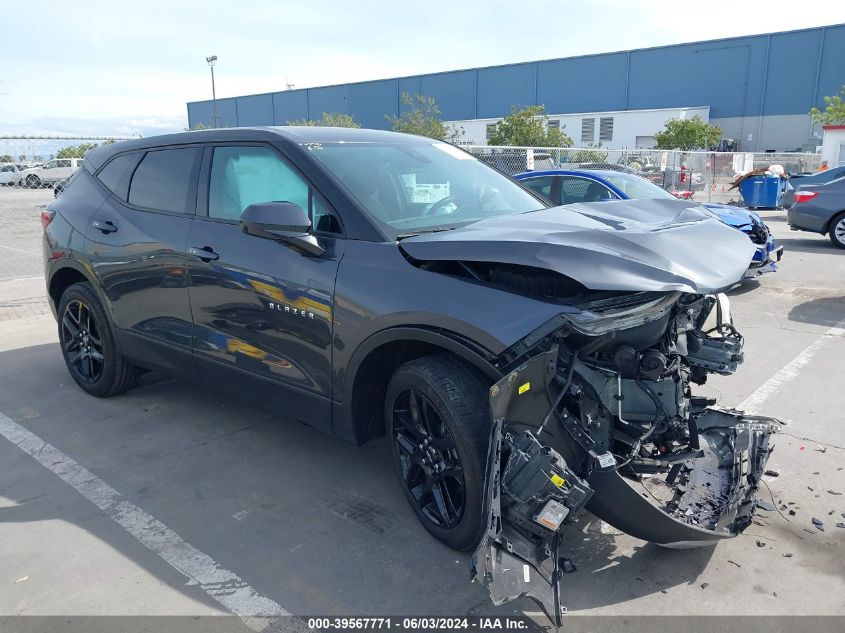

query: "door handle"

left=92, top=219, right=117, bottom=234
left=188, top=246, right=220, bottom=262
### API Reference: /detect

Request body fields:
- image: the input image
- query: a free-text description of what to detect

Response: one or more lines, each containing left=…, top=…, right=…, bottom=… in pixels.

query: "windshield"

left=303, top=141, right=547, bottom=234
left=600, top=172, right=677, bottom=200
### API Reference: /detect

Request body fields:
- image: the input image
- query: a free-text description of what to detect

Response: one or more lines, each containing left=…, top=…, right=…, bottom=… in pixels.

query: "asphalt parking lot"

left=0, top=188, right=843, bottom=623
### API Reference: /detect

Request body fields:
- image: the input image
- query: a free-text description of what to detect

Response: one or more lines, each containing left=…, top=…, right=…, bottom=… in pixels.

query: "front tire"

left=829, top=212, right=845, bottom=249
left=386, top=354, right=490, bottom=551
left=58, top=282, right=140, bottom=397
left=25, top=174, right=41, bottom=189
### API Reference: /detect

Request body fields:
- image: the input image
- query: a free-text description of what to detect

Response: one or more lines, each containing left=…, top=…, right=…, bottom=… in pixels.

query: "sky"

left=1, top=0, right=844, bottom=138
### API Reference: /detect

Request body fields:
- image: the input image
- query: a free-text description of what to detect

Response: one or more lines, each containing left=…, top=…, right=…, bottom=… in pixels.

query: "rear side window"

left=129, top=147, right=200, bottom=213
left=97, top=153, right=138, bottom=200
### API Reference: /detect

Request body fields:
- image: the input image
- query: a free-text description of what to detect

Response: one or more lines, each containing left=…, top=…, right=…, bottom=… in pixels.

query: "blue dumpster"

left=740, top=175, right=785, bottom=209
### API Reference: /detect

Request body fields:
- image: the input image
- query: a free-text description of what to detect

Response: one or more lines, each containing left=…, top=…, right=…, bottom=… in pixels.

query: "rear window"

left=128, top=148, right=200, bottom=213
left=97, top=153, right=139, bottom=200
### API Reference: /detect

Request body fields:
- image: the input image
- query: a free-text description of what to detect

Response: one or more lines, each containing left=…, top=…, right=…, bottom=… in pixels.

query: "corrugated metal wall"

left=186, top=24, right=845, bottom=130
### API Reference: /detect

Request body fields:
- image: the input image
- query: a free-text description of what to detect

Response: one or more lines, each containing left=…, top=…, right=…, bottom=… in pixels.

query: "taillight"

left=40, top=208, right=55, bottom=230
left=793, top=191, right=819, bottom=204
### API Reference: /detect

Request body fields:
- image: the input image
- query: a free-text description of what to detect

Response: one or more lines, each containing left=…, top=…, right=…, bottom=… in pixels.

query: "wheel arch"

left=336, top=327, right=502, bottom=445
left=47, top=261, right=101, bottom=315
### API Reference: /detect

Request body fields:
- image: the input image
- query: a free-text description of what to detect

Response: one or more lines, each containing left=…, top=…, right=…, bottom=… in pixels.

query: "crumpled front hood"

left=400, top=198, right=755, bottom=294
left=700, top=202, right=759, bottom=228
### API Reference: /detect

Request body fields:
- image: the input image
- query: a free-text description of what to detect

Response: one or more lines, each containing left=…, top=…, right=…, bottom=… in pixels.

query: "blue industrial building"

left=187, top=24, right=845, bottom=151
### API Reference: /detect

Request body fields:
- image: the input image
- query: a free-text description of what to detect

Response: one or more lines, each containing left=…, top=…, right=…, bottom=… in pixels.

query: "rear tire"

left=829, top=212, right=845, bottom=249
left=385, top=354, right=490, bottom=551
left=57, top=282, right=141, bottom=397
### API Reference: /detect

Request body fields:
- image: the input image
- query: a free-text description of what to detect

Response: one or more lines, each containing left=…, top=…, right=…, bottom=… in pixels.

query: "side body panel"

left=331, top=240, right=569, bottom=442
left=185, top=219, right=343, bottom=434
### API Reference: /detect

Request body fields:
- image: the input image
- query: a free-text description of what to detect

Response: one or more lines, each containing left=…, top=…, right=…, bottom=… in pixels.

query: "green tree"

left=0, top=154, right=13, bottom=163
left=488, top=105, right=573, bottom=147
left=56, top=143, right=99, bottom=159
left=654, top=116, right=722, bottom=150
left=566, top=143, right=608, bottom=163
left=288, top=112, right=360, bottom=128
left=810, top=85, right=845, bottom=125
left=386, top=93, right=462, bottom=142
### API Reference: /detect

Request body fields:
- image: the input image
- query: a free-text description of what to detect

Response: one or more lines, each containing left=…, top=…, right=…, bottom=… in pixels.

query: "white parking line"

left=0, top=411, right=289, bottom=627
left=738, top=318, right=845, bottom=415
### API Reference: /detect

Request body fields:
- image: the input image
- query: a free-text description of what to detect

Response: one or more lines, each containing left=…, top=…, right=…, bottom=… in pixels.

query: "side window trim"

left=124, top=145, right=203, bottom=215
left=199, top=142, right=345, bottom=236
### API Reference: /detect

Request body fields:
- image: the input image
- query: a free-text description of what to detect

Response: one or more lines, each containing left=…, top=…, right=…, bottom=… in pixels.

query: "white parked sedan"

left=17, top=157, right=84, bottom=188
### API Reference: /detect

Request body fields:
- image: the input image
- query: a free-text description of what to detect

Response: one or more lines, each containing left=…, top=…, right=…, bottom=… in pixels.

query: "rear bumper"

left=788, top=206, right=829, bottom=234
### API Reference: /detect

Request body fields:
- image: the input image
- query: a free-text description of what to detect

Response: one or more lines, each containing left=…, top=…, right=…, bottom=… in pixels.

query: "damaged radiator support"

left=471, top=349, right=777, bottom=624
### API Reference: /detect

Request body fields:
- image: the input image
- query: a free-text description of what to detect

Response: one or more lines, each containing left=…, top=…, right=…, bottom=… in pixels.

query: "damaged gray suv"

left=43, top=127, right=777, bottom=622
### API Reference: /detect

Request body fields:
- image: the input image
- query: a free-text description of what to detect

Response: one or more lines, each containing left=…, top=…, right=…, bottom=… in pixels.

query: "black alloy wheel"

left=61, top=299, right=105, bottom=384
left=393, top=388, right=466, bottom=528
left=386, top=354, right=490, bottom=551
left=57, top=282, right=141, bottom=397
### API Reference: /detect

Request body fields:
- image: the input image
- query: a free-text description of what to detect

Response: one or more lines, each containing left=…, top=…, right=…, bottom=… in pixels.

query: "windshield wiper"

left=396, top=226, right=460, bottom=239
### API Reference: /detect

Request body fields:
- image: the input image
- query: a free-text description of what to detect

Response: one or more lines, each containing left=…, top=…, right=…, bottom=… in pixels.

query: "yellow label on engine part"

left=518, top=382, right=531, bottom=395
left=550, top=473, right=566, bottom=487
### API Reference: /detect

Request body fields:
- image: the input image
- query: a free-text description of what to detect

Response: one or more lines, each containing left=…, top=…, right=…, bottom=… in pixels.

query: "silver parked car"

left=787, top=175, right=845, bottom=248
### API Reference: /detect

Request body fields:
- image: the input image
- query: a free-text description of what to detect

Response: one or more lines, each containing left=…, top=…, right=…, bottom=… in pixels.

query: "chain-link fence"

left=0, top=135, right=137, bottom=190
left=463, top=145, right=822, bottom=205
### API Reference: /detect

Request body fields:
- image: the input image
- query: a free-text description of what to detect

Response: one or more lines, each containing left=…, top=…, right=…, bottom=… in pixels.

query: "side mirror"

left=239, top=201, right=325, bottom=257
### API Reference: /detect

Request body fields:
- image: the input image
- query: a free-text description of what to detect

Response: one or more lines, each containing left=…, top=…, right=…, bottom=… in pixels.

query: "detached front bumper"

left=472, top=352, right=777, bottom=623
left=744, top=241, right=783, bottom=279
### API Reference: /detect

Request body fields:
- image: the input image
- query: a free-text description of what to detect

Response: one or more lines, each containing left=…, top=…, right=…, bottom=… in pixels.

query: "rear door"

left=86, top=146, right=201, bottom=376
left=186, top=143, right=344, bottom=432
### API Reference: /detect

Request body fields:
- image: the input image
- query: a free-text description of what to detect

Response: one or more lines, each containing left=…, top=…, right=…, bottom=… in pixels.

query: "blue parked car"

left=514, top=169, right=783, bottom=281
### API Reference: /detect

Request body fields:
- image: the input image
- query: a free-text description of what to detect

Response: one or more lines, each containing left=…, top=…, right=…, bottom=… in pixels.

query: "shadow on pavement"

left=788, top=296, right=845, bottom=328
left=778, top=235, right=842, bottom=255
left=0, top=342, right=712, bottom=616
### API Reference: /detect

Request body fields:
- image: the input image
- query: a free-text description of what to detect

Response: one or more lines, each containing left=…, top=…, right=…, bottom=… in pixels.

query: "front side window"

left=209, top=146, right=309, bottom=221
left=56, top=159, right=72, bottom=168
left=128, top=147, right=200, bottom=213
left=43, top=160, right=58, bottom=170
left=520, top=176, right=554, bottom=202
left=304, top=141, right=546, bottom=234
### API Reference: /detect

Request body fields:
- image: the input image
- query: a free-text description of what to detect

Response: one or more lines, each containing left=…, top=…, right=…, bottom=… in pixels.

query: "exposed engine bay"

left=471, top=290, right=778, bottom=624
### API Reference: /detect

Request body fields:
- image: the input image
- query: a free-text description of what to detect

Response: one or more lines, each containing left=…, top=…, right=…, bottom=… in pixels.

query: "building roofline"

left=187, top=23, right=844, bottom=107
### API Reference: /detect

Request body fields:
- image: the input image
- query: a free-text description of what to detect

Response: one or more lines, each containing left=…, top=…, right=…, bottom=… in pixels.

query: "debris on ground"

left=808, top=486, right=814, bottom=491
left=837, top=523, right=845, bottom=529
left=782, top=553, right=793, bottom=558
left=812, top=517, right=824, bottom=531
left=14, top=576, right=28, bottom=583
left=756, top=539, right=766, bottom=547
left=757, top=500, right=776, bottom=512
left=728, top=560, right=742, bottom=568
left=764, top=469, right=780, bottom=477
left=701, top=583, right=709, bottom=590
left=827, top=490, right=842, bottom=496
left=788, top=510, right=797, bottom=516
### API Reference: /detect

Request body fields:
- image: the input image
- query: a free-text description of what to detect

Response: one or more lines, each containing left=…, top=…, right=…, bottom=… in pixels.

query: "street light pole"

left=206, top=55, right=218, bottom=128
